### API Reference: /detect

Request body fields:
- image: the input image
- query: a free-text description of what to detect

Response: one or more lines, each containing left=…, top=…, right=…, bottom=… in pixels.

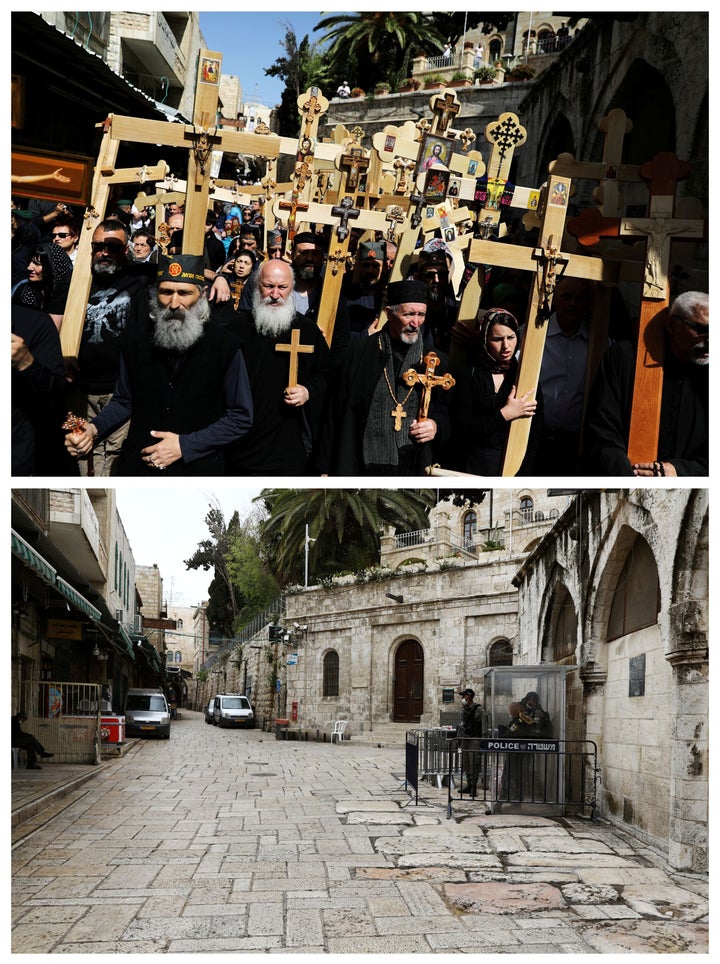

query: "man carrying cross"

left=64, top=255, right=253, bottom=476
left=223, top=259, right=331, bottom=475
left=316, top=280, right=452, bottom=475
left=582, top=290, right=708, bottom=476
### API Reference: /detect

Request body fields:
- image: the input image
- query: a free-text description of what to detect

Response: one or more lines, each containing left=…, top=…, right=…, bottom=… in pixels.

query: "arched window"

left=175, top=651, right=182, bottom=663
left=489, top=38, right=502, bottom=62
left=608, top=535, right=660, bottom=640
left=177, top=618, right=183, bottom=629
left=489, top=639, right=513, bottom=665
left=463, top=511, right=477, bottom=548
left=323, top=650, right=339, bottom=697
left=166, top=651, right=174, bottom=664
left=519, top=496, right=534, bottom=524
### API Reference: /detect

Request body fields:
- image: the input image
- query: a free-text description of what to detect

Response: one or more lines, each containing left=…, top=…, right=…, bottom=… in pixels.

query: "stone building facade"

left=512, top=488, right=708, bottom=872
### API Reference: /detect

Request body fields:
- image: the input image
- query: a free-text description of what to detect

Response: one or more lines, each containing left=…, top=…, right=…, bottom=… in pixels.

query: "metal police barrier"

left=21, top=680, right=102, bottom=764
left=405, top=728, right=461, bottom=803
left=446, top=736, right=599, bottom=819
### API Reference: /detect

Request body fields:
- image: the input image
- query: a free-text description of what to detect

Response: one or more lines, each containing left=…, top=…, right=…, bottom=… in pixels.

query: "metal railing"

left=447, top=736, right=599, bottom=819
left=21, top=680, right=102, bottom=764
left=405, top=728, right=461, bottom=794
left=405, top=732, right=599, bottom=819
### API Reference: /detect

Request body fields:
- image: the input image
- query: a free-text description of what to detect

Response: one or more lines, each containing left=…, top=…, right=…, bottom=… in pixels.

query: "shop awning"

left=55, top=576, right=103, bottom=622
left=11, top=529, right=57, bottom=585
left=116, top=625, right=136, bottom=662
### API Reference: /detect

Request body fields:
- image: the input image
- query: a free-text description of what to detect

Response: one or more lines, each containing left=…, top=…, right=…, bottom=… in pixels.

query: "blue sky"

left=199, top=11, right=335, bottom=109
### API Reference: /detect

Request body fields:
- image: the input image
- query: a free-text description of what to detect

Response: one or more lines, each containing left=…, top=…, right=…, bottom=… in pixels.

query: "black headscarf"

left=476, top=307, right=520, bottom=373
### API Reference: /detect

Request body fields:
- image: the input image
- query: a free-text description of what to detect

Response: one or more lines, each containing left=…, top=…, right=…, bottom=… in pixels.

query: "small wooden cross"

left=330, top=195, right=361, bottom=241
left=338, top=144, right=369, bottom=193
left=275, top=328, right=315, bottom=389
left=402, top=352, right=456, bottom=420
left=429, top=90, right=461, bottom=136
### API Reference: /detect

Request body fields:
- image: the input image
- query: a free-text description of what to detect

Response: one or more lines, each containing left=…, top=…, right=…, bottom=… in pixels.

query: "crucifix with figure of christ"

left=402, top=352, right=456, bottom=420
left=567, top=151, right=705, bottom=464
left=59, top=49, right=284, bottom=360
left=275, top=328, right=315, bottom=390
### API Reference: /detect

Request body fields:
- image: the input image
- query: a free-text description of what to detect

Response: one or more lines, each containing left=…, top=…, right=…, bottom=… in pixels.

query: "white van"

left=213, top=694, right=255, bottom=728
left=124, top=688, right=171, bottom=739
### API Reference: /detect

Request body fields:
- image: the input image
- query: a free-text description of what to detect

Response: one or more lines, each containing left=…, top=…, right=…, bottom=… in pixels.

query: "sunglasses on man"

left=91, top=240, right=126, bottom=255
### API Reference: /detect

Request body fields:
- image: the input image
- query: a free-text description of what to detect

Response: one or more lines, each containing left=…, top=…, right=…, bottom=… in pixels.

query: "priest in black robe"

left=315, top=280, right=452, bottom=476
left=223, top=259, right=331, bottom=476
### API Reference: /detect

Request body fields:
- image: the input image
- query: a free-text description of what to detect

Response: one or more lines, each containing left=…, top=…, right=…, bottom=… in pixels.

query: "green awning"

left=116, top=625, right=136, bottom=662
left=55, top=576, right=103, bottom=622
left=11, top=530, right=57, bottom=585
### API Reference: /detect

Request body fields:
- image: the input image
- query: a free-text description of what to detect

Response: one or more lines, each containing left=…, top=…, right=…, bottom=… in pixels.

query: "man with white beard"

left=315, top=279, right=453, bottom=476
left=224, top=259, right=331, bottom=475
left=64, top=255, right=252, bottom=476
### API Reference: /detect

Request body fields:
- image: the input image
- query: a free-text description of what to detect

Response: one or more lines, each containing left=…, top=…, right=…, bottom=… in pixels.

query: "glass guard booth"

left=480, top=665, right=569, bottom=814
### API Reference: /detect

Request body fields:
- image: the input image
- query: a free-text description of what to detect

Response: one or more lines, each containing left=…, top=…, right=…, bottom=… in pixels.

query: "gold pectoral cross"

left=391, top=404, right=407, bottom=431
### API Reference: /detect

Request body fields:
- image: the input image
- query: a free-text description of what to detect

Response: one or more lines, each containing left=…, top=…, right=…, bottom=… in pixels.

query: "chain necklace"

left=383, top=366, right=415, bottom=431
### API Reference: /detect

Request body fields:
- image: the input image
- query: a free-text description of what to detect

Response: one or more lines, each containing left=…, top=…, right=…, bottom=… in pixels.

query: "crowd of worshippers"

left=12, top=191, right=708, bottom=479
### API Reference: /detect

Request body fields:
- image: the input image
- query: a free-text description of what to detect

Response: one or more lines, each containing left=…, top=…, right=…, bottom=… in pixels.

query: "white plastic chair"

left=330, top=720, right=347, bottom=743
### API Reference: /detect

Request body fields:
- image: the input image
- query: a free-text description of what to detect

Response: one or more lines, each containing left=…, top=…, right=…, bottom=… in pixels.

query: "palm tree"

left=314, top=12, right=444, bottom=91
left=256, top=488, right=437, bottom=585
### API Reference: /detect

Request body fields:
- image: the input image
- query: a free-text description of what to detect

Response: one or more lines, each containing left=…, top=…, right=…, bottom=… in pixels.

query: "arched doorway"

left=393, top=639, right=424, bottom=722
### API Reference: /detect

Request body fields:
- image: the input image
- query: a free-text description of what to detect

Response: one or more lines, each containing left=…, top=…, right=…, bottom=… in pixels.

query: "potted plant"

left=507, top=62, right=536, bottom=81
left=374, top=81, right=391, bottom=96
left=423, top=73, right=446, bottom=90
left=398, top=76, right=421, bottom=92
left=350, top=86, right=365, bottom=98
left=474, top=65, right=496, bottom=84
left=448, top=71, right=472, bottom=88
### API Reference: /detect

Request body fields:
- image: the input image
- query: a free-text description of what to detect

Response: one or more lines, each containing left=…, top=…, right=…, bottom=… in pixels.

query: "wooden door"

left=393, top=639, right=424, bottom=722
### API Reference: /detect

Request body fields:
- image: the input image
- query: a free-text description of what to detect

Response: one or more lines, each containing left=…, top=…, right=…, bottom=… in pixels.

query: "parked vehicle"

left=213, top=694, right=255, bottom=728
left=204, top=697, right=217, bottom=724
left=124, top=688, right=171, bottom=739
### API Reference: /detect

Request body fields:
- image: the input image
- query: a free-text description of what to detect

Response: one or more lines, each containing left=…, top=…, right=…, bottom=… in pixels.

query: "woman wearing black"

left=11, top=241, right=73, bottom=332
left=445, top=308, right=543, bottom=475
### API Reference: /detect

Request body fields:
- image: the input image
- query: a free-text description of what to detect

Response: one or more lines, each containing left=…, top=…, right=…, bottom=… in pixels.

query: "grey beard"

left=92, top=260, right=124, bottom=279
left=151, top=294, right=209, bottom=351
left=296, top=265, right=316, bottom=281
left=252, top=290, right=296, bottom=337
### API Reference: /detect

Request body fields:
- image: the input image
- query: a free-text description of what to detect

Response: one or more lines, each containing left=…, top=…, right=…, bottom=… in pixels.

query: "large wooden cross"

left=549, top=108, right=641, bottom=217
left=275, top=328, right=315, bottom=389
left=59, top=49, right=284, bottom=359
left=567, top=151, right=705, bottom=464
left=467, top=174, right=627, bottom=475
left=280, top=87, right=329, bottom=256
left=402, top=352, right=456, bottom=419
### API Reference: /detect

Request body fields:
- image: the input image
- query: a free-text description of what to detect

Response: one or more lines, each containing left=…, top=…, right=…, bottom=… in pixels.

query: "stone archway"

left=393, top=639, right=424, bottom=723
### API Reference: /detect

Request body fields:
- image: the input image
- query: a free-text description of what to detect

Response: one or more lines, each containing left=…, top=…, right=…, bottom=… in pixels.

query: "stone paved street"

left=11, top=711, right=708, bottom=954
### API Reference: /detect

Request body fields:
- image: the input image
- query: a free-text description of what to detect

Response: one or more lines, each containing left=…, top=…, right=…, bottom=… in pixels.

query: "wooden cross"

left=549, top=108, right=641, bottom=217
left=338, top=144, right=370, bottom=194
left=467, top=174, right=629, bottom=475
left=60, top=49, right=287, bottom=360
left=402, top=352, right=456, bottom=420
left=429, top=90, right=461, bottom=136
left=477, top=112, right=528, bottom=228
left=329, top=195, right=361, bottom=241
left=275, top=328, right=315, bottom=389
left=567, top=151, right=705, bottom=464
left=277, top=188, right=310, bottom=252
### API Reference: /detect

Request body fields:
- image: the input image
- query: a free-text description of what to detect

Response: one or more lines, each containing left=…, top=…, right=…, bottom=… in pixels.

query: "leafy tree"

left=184, top=502, right=241, bottom=640
left=314, top=12, right=445, bottom=92
left=265, top=24, right=331, bottom=136
left=225, top=507, right=280, bottom=630
left=256, top=488, right=437, bottom=585
left=429, top=13, right=514, bottom=47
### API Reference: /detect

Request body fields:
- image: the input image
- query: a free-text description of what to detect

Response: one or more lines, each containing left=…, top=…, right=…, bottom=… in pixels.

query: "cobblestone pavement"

left=11, top=711, right=708, bottom=954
